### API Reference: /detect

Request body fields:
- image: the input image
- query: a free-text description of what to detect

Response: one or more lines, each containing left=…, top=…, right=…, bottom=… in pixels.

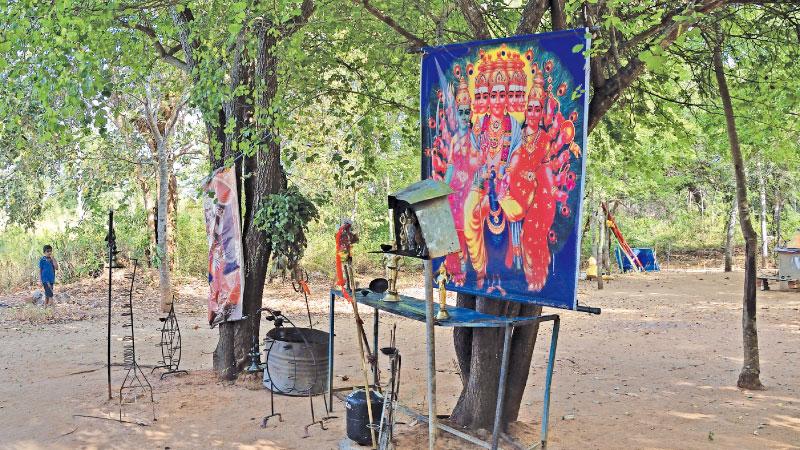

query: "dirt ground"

left=0, top=268, right=798, bottom=449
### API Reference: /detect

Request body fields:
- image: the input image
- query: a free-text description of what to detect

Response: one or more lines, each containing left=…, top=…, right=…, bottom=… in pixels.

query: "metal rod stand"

left=260, top=379, right=283, bottom=428
left=491, top=324, right=514, bottom=449
left=327, top=292, right=335, bottom=412
left=107, top=210, right=113, bottom=401
left=423, top=260, right=436, bottom=450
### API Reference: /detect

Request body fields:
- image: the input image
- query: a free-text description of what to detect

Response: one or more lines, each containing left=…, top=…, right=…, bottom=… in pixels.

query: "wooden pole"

left=346, top=264, right=377, bottom=449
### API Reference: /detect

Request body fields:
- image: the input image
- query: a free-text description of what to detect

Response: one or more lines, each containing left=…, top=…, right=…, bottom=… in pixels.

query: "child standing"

left=39, top=245, right=59, bottom=307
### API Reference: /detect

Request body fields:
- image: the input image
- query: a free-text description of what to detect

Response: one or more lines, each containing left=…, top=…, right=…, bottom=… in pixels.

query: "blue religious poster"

left=421, top=29, right=590, bottom=310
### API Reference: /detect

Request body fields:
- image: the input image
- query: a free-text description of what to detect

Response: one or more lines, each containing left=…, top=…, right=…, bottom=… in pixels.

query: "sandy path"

left=0, top=270, right=798, bottom=449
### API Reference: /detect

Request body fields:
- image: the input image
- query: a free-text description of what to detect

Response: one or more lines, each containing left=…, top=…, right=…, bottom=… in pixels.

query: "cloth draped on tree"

left=203, top=167, right=245, bottom=326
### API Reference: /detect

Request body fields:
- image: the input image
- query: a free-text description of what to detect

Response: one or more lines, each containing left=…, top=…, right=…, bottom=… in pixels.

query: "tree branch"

left=589, top=0, right=728, bottom=131
left=283, top=0, right=316, bottom=36
left=356, top=0, right=429, bottom=50
left=455, top=0, right=491, bottom=39
left=118, top=19, right=188, bottom=71
left=550, top=0, right=567, bottom=31
left=516, top=0, right=549, bottom=35
left=171, top=6, right=199, bottom=74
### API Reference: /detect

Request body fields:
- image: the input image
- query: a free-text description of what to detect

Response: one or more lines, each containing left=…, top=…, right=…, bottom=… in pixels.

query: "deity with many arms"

left=442, top=64, right=483, bottom=286
left=463, top=45, right=522, bottom=293
left=498, top=53, right=581, bottom=291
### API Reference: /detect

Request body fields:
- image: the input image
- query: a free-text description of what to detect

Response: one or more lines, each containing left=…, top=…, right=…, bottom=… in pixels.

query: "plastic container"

left=345, top=389, right=384, bottom=445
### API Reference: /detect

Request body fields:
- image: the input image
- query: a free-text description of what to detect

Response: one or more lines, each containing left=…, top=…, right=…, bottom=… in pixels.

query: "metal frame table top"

left=333, top=288, right=558, bottom=328
left=327, top=288, right=561, bottom=450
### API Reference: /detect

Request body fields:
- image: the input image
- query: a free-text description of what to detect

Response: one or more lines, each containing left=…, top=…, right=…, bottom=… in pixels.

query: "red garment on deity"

left=501, top=115, right=576, bottom=291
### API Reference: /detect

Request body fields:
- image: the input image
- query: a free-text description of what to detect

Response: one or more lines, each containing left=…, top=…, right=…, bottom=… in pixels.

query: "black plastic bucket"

left=345, top=389, right=384, bottom=445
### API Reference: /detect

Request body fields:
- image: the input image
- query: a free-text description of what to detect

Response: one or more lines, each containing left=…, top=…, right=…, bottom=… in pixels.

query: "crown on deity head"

left=490, top=45, right=510, bottom=86
left=474, top=49, right=492, bottom=89
left=528, top=62, right=546, bottom=101
left=510, top=51, right=527, bottom=86
left=453, top=64, right=470, bottom=107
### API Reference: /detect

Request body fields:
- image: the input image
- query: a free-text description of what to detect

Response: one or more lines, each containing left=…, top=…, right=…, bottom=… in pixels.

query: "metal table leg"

left=373, top=307, right=379, bottom=387
left=423, top=260, right=437, bottom=450
left=541, top=317, right=560, bottom=449
left=491, top=324, right=513, bottom=450
left=328, top=292, right=335, bottom=412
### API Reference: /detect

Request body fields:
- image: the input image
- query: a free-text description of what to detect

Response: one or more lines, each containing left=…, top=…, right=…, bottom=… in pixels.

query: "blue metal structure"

left=327, top=289, right=560, bottom=450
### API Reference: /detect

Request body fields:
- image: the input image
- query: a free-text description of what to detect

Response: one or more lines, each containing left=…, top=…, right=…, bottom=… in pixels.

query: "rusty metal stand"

left=118, top=260, right=156, bottom=422
left=152, top=300, right=188, bottom=379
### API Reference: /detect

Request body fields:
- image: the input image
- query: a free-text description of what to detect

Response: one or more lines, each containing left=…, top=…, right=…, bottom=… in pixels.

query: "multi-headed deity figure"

left=463, top=45, right=522, bottom=292
left=429, top=42, right=582, bottom=296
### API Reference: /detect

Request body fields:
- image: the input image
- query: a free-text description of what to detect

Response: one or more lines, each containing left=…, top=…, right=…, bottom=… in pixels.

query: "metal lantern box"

left=388, top=179, right=459, bottom=259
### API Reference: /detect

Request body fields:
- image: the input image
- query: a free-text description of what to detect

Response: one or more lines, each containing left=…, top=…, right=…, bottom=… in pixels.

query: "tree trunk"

left=724, top=198, right=737, bottom=272
left=167, top=170, right=178, bottom=271
left=757, top=160, right=769, bottom=267
left=500, top=303, right=542, bottom=422
left=773, top=190, right=783, bottom=247
left=450, top=297, right=508, bottom=429
left=603, top=218, right=611, bottom=275
left=156, top=138, right=173, bottom=313
left=137, top=166, right=157, bottom=268
left=596, top=211, right=605, bottom=289
left=712, top=40, right=763, bottom=390
left=211, top=29, right=286, bottom=379
left=453, top=293, right=475, bottom=386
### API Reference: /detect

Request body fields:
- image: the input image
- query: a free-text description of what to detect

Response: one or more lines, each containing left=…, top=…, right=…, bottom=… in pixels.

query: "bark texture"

left=757, top=161, right=769, bottom=267
left=168, top=171, right=178, bottom=271
left=712, top=39, right=763, bottom=391
left=724, top=198, right=737, bottom=272
left=156, top=138, right=172, bottom=312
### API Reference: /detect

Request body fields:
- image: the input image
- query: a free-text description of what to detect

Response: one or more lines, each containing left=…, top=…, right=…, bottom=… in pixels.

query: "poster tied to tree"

left=422, top=29, right=590, bottom=310
left=203, top=167, right=245, bottom=325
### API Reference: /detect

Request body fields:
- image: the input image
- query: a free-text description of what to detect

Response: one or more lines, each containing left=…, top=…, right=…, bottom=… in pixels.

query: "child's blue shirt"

left=39, top=256, right=56, bottom=283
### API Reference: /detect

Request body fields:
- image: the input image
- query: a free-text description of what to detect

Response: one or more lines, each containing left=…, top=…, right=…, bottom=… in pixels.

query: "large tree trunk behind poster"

left=712, top=39, right=763, bottom=391
left=209, top=29, right=287, bottom=379
left=451, top=294, right=545, bottom=429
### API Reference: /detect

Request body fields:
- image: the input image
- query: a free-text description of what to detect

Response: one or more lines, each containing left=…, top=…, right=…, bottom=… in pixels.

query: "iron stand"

left=152, top=299, right=188, bottom=379
left=257, top=307, right=334, bottom=433
left=119, top=260, right=156, bottom=422
left=260, top=378, right=283, bottom=428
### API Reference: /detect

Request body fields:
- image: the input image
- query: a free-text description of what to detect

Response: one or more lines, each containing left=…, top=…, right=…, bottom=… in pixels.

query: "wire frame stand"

left=256, top=307, right=334, bottom=436
left=152, top=298, right=188, bottom=379
left=119, top=259, right=156, bottom=422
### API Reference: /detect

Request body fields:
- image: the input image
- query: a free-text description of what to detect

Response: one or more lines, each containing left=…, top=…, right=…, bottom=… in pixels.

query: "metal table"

left=327, top=287, right=560, bottom=450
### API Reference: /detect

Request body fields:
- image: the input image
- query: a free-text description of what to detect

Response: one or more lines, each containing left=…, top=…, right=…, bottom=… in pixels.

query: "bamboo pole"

left=346, top=264, right=377, bottom=449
